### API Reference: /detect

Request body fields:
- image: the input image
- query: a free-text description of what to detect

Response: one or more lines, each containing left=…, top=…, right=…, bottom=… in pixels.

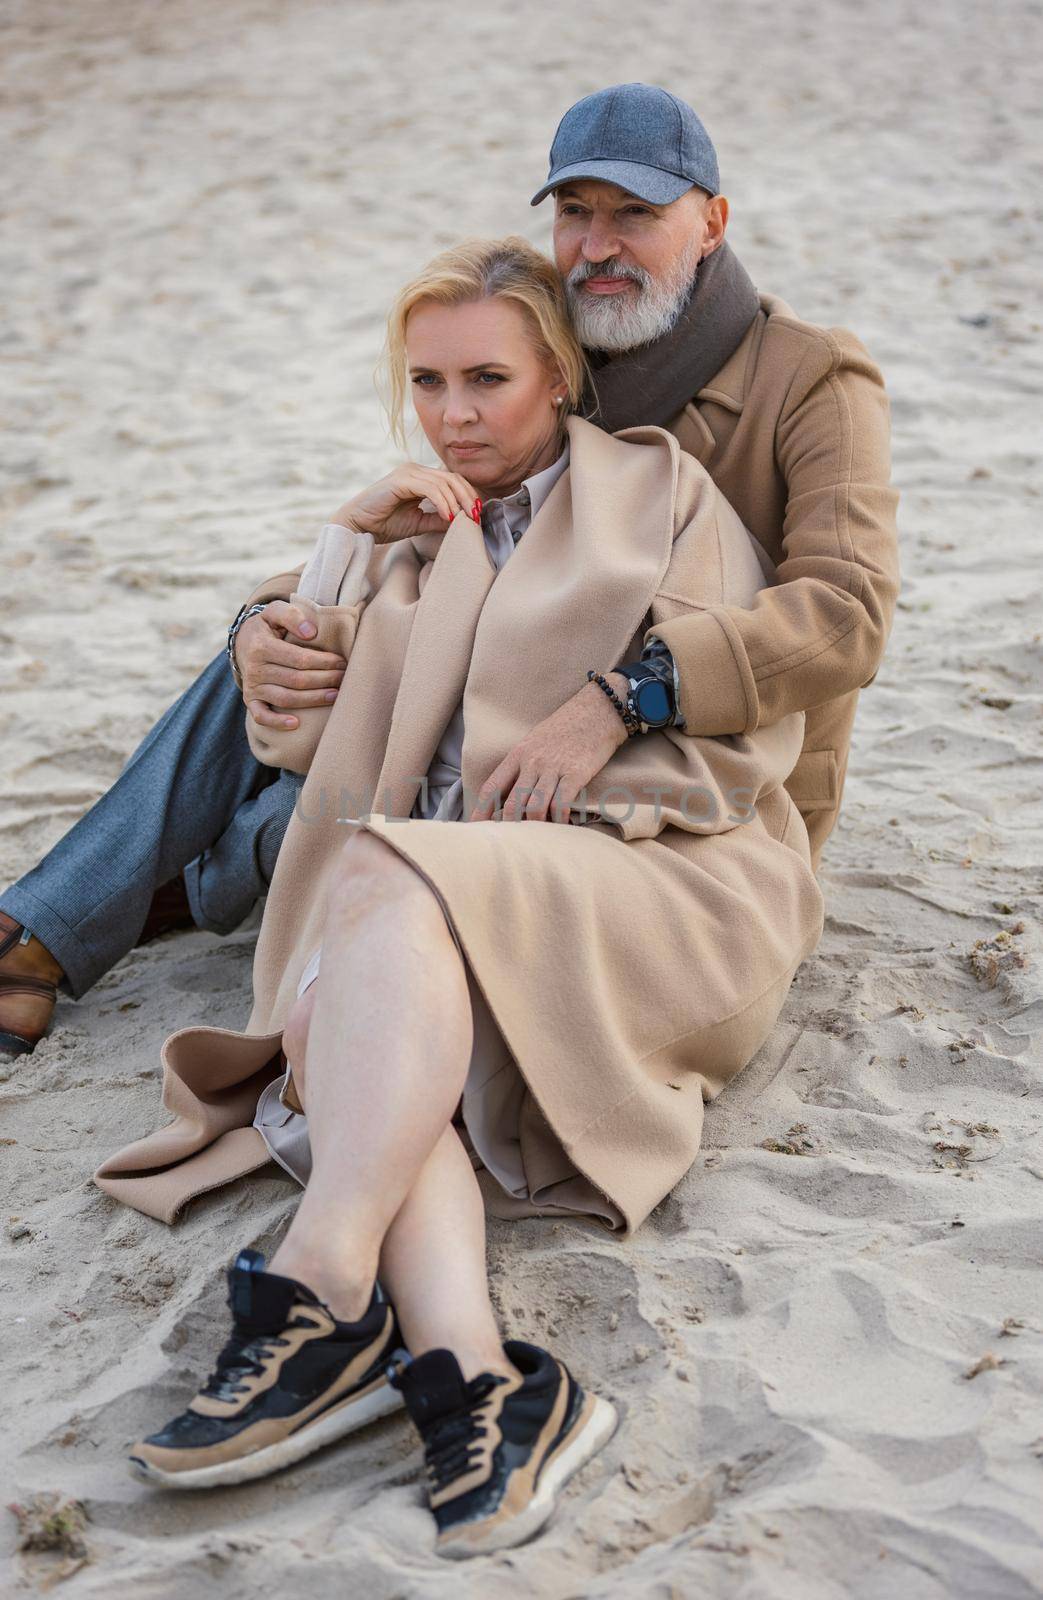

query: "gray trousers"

left=0, top=651, right=301, bottom=999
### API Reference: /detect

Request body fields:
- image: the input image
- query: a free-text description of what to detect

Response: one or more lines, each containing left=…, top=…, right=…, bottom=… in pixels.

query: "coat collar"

left=699, top=291, right=799, bottom=410
left=668, top=291, right=793, bottom=462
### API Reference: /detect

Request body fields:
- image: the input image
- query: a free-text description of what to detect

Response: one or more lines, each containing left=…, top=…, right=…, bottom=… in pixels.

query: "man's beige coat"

left=95, top=412, right=828, bottom=1234
left=659, top=292, right=900, bottom=868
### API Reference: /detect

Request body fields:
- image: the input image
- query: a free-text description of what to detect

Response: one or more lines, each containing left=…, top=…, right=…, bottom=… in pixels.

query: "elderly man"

left=0, top=82, right=899, bottom=1057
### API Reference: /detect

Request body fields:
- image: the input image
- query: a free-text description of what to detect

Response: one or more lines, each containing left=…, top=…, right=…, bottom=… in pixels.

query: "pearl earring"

left=553, top=396, right=564, bottom=405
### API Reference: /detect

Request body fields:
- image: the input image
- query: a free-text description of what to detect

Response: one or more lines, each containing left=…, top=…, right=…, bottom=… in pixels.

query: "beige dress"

left=251, top=444, right=626, bottom=1229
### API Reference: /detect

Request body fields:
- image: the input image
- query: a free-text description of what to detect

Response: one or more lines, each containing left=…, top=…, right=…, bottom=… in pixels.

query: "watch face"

left=634, top=678, right=672, bottom=726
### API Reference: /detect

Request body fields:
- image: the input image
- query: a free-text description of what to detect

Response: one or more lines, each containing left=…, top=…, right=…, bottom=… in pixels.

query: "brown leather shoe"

left=0, top=912, right=64, bottom=1056
left=0, top=876, right=197, bottom=1056
left=136, top=874, right=196, bottom=946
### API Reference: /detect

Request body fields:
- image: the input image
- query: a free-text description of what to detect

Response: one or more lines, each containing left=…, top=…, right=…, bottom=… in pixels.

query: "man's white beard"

left=565, top=237, right=704, bottom=354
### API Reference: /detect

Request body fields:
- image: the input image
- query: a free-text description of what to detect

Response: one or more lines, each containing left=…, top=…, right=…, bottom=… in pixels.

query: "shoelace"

left=421, top=1373, right=510, bottom=1493
left=200, top=1325, right=291, bottom=1401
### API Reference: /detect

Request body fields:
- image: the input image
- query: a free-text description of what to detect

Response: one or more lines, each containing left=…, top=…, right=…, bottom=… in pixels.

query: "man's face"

left=552, top=180, right=726, bottom=352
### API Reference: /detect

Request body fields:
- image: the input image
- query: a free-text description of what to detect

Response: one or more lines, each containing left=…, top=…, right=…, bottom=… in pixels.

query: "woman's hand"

left=468, top=673, right=632, bottom=824
left=330, top=464, right=479, bottom=545
left=238, top=602, right=347, bottom=730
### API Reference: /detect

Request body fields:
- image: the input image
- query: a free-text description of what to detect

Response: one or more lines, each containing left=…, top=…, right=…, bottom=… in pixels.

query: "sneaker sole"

left=128, top=1353, right=409, bottom=1490
left=436, top=1390, right=619, bottom=1559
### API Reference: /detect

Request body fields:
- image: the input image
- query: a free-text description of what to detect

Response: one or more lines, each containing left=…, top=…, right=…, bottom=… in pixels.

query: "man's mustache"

left=567, top=259, right=650, bottom=291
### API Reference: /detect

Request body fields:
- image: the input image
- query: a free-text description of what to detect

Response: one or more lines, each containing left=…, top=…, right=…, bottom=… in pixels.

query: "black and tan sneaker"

left=129, top=1248, right=407, bottom=1489
left=389, top=1339, right=618, bottom=1558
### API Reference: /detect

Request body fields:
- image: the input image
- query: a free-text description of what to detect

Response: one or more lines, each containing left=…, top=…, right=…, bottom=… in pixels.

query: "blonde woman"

left=113, top=238, right=824, bottom=1557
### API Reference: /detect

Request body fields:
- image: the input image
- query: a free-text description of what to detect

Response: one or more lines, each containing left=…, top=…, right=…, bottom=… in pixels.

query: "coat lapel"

left=461, top=415, right=678, bottom=798
left=373, top=510, right=497, bottom=818
left=669, top=401, right=717, bottom=465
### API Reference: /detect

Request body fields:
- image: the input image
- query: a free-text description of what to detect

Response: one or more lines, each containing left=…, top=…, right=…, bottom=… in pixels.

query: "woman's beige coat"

left=95, top=415, right=826, bottom=1234
left=228, top=292, right=903, bottom=877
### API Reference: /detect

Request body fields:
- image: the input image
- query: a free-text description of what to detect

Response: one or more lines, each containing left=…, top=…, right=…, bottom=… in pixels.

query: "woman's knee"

left=327, top=829, right=440, bottom=924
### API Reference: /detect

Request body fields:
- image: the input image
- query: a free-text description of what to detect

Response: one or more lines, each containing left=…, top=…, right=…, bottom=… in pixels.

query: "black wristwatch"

left=613, top=656, right=677, bottom=730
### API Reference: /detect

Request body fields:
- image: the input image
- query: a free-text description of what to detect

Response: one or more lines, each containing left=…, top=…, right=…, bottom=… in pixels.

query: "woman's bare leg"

left=269, top=830, right=514, bottom=1379
left=378, top=1125, right=507, bottom=1380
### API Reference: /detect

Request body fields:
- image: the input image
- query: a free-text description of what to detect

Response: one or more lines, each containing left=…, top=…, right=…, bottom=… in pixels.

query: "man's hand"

left=237, top=601, right=347, bottom=730
left=468, top=672, right=632, bottom=824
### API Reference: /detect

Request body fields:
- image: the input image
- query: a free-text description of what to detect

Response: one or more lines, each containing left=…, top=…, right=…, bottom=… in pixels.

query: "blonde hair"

left=380, top=236, right=589, bottom=448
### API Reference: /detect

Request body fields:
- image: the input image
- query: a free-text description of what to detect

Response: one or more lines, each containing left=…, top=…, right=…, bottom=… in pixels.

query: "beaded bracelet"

left=587, top=669, right=641, bottom=737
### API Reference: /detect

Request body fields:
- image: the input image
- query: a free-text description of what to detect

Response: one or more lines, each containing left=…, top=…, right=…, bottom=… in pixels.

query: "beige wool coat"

left=95, top=413, right=827, bottom=1234
left=230, top=291, right=902, bottom=874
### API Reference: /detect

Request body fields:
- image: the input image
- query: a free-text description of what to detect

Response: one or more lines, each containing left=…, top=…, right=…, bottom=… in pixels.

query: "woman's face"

left=405, top=297, right=568, bottom=498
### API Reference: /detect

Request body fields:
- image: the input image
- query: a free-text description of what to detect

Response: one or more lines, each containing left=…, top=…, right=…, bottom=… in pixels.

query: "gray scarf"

left=582, top=240, right=760, bottom=434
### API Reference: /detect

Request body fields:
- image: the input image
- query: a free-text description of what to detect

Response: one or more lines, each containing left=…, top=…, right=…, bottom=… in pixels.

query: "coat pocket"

left=245, top=593, right=367, bottom=776
left=782, top=748, right=839, bottom=812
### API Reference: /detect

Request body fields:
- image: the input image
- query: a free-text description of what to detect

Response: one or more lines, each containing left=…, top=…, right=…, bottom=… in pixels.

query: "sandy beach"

left=2, top=0, right=1042, bottom=1594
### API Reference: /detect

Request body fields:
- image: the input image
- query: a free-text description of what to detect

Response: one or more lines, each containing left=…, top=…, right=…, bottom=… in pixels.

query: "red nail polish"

left=471, top=498, right=483, bottom=524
